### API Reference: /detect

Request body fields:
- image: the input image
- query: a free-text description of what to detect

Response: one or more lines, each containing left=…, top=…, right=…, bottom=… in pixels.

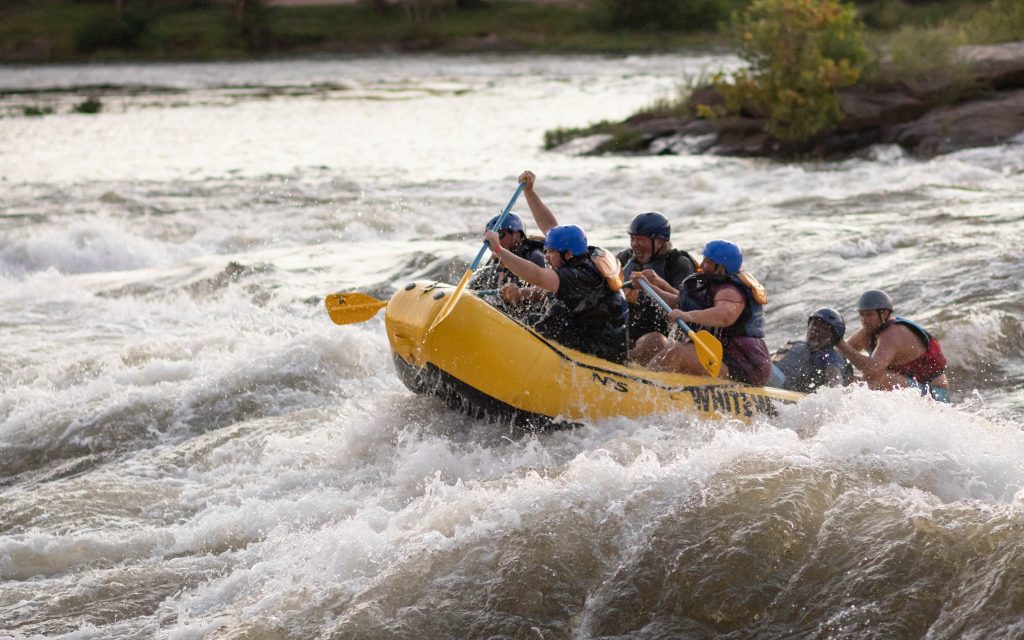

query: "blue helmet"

left=486, top=212, right=524, bottom=233
left=808, top=307, right=846, bottom=340
left=628, top=211, right=671, bottom=240
left=702, top=239, right=743, bottom=274
left=544, top=225, right=588, bottom=256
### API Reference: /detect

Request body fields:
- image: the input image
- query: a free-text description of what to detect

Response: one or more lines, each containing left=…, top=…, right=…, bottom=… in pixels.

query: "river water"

left=1, top=54, right=1023, bottom=639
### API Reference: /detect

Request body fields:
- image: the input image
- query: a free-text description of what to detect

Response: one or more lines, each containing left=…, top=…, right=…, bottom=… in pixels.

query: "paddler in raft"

left=483, top=170, right=629, bottom=364
left=617, top=211, right=698, bottom=351
left=469, top=211, right=546, bottom=290
left=836, top=289, right=951, bottom=402
left=767, top=307, right=853, bottom=393
left=631, top=239, right=773, bottom=386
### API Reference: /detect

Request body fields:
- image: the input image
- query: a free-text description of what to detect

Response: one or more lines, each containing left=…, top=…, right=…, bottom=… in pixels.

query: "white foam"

left=0, top=218, right=188, bottom=277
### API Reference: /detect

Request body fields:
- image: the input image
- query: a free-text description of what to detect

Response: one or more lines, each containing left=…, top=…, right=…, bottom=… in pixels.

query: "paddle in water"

left=426, top=181, right=526, bottom=333
left=636, top=278, right=723, bottom=377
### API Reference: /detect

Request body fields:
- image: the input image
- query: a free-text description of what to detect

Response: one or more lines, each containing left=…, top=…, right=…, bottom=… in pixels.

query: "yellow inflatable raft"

left=385, top=281, right=804, bottom=426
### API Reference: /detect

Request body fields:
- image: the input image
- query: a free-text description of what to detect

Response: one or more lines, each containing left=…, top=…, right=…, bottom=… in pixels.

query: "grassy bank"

left=0, top=0, right=722, bottom=64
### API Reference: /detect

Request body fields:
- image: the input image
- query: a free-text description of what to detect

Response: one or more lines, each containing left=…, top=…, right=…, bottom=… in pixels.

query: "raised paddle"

left=427, top=181, right=526, bottom=333
left=325, top=292, right=387, bottom=325
left=636, top=277, right=723, bottom=378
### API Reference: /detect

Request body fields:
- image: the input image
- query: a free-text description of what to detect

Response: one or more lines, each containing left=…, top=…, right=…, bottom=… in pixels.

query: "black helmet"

left=857, top=290, right=893, bottom=312
left=808, top=307, right=846, bottom=340
left=628, top=212, right=671, bottom=240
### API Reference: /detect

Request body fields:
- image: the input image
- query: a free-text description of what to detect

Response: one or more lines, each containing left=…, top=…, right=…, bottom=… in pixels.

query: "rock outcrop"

left=581, top=42, right=1024, bottom=160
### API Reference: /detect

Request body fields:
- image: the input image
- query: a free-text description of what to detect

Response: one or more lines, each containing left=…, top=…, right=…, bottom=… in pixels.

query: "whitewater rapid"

left=1, top=54, right=1023, bottom=639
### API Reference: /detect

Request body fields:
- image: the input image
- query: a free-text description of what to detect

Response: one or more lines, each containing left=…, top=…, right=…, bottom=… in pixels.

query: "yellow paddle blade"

left=427, top=268, right=472, bottom=333
left=325, top=292, right=387, bottom=325
left=689, top=329, right=724, bottom=378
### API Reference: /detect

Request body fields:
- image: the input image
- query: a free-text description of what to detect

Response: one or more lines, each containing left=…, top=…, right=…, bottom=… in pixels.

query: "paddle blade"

left=690, top=329, right=724, bottom=378
left=325, top=292, right=387, bottom=325
left=427, top=268, right=472, bottom=333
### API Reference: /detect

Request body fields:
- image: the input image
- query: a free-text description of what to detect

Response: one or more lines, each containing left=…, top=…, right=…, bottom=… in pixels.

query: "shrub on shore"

left=703, top=0, right=868, bottom=144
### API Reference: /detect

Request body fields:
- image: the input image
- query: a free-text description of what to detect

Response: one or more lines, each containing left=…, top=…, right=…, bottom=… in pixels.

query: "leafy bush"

left=865, top=26, right=978, bottom=104
left=73, top=97, right=103, bottom=114
left=23, top=106, right=55, bottom=117
left=963, top=0, right=1024, bottom=44
left=588, top=0, right=735, bottom=32
left=707, top=0, right=868, bottom=143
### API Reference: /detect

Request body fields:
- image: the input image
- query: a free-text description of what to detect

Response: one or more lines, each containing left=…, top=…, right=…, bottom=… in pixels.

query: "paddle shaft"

left=636, top=278, right=697, bottom=336
left=636, top=278, right=722, bottom=375
left=470, top=181, right=526, bottom=269
left=427, top=181, right=525, bottom=333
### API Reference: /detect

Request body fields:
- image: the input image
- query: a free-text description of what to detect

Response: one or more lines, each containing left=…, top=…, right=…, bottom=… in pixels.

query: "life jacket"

left=875, top=317, right=947, bottom=383
left=541, top=248, right=628, bottom=362
left=590, top=246, right=624, bottom=292
left=567, top=248, right=628, bottom=324
left=516, top=236, right=547, bottom=266
left=772, top=340, right=852, bottom=393
left=677, top=272, right=766, bottom=339
left=619, top=247, right=698, bottom=305
left=469, top=236, right=546, bottom=290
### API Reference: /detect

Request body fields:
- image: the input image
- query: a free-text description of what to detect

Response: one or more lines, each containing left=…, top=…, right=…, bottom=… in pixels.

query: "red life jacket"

left=880, top=318, right=947, bottom=383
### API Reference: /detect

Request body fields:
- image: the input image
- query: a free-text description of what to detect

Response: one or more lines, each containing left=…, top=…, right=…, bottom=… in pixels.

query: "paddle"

left=324, top=291, right=387, bottom=325
left=636, top=278, right=723, bottom=377
left=427, top=181, right=526, bottom=333
left=325, top=289, right=500, bottom=325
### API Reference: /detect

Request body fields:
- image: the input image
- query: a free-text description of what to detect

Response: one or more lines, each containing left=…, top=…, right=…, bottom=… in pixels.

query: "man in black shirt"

left=617, top=212, right=697, bottom=352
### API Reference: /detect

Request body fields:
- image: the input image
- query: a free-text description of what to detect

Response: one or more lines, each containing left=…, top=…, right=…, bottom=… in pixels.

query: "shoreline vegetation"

left=541, top=0, right=1024, bottom=159
left=0, top=0, right=727, bottom=63
left=2, top=0, right=1023, bottom=159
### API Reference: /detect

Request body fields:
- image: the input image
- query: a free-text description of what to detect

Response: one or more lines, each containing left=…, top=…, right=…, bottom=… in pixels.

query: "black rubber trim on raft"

left=498, top=307, right=790, bottom=404
left=392, top=353, right=575, bottom=431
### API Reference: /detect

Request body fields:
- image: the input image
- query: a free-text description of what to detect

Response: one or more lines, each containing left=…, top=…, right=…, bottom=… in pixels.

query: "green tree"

left=707, top=0, right=868, bottom=144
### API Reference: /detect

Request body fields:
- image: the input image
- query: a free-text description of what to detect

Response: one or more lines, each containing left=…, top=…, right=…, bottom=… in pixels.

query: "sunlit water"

left=1, top=54, right=1023, bottom=639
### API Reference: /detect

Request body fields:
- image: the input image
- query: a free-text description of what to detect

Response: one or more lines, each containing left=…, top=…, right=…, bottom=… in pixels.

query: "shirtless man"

left=836, top=289, right=951, bottom=402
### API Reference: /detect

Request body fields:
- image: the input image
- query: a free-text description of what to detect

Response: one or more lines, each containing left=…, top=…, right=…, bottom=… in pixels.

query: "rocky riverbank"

left=571, top=42, right=1024, bottom=160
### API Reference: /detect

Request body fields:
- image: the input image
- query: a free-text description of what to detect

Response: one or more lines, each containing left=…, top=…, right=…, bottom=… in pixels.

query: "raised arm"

left=518, top=170, right=559, bottom=235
